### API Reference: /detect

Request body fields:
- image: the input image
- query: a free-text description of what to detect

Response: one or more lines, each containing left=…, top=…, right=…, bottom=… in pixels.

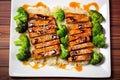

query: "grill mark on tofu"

left=68, top=42, right=94, bottom=51
left=31, top=34, right=59, bottom=45
left=35, top=39, right=60, bottom=49
left=29, top=14, right=55, bottom=20
left=68, top=21, right=92, bottom=30
left=68, top=54, right=91, bottom=62
left=69, top=29, right=83, bottom=35
left=69, top=36, right=90, bottom=46
left=33, top=45, right=60, bottom=55
left=70, top=48, right=93, bottom=56
left=28, top=19, right=56, bottom=27
left=65, top=13, right=89, bottom=23
left=33, top=49, right=60, bottom=59
left=29, top=29, right=56, bottom=38
left=28, top=25, right=57, bottom=33
left=69, top=33, right=91, bottom=41
left=69, top=28, right=91, bottom=35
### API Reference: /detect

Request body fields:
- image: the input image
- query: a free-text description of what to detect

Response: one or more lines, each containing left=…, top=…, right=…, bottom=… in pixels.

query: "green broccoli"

left=14, top=34, right=31, bottom=61
left=89, top=10, right=104, bottom=23
left=92, top=22, right=103, bottom=37
left=60, top=35, right=68, bottom=46
left=52, top=9, right=65, bottom=22
left=60, top=44, right=69, bottom=59
left=90, top=50, right=103, bottom=65
left=14, top=7, right=28, bottom=33
left=92, top=34, right=105, bottom=48
left=57, top=23, right=67, bottom=38
left=16, top=48, right=31, bottom=61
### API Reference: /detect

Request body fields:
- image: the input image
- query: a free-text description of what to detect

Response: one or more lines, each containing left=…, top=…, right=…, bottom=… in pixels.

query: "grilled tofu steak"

left=65, top=12, right=93, bottom=62
left=28, top=14, right=60, bottom=59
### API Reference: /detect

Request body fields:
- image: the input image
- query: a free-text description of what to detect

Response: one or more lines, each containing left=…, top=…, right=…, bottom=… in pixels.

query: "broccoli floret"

left=60, top=44, right=69, bottom=59
left=92, top=34, right=105, bottom=48
left=57, top=23, right=69, bottom=59
left=60, top=35, right=68, bottom=46
left=90, top=51, right=103, bottom=65
left=52, top=9, right=65, bottom=22
left=89, top=10, right=104, bottom=23
left=92, top=22, right=103, bottom=37
left=16, top=48, right=31, bottom=61
left=14, top=34, right=31, bottom=61
left=14, top=7, right=28, bottom=33
left=57, top=23, right=67, bottom=38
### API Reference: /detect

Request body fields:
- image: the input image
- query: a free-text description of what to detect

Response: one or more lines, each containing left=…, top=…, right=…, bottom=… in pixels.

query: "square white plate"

left=9, top=0, right=111, bottom=77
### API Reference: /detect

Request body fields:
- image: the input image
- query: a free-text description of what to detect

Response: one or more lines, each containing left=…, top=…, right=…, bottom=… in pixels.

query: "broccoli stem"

left=14, top=40, right=22, bottom=46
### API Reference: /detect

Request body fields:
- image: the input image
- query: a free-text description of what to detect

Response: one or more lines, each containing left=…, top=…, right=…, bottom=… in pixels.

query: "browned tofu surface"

left=28, top=25, right=57, bottom=33
left=70, top=48, right=93, bottom=56
left=29, top=14, right=54, bottom=20
left=69, top=36, right=90, bottom=46
left=65, top=13, right=89, bottom=23
left=31, top=34, right=59, bottom=45
left=28, top=19, right=56, bottom=27
left=29, top=29, right=56, bottom=38
left=33, top=49, right=60, bottom=59
left=35, top=39, right=60, bottom=49
left=68, top=33, right=91, bottom=41
left=69, top=28, right=91, bottom=35
left=69, top=29, right=83, bottom=35
left=68, top=21, right=92, bottom=30
left=68, top=54, right=91, bottom=62
left=68, top=42, right=94, bottom=51
left=33, top=44, right=60, bottom=55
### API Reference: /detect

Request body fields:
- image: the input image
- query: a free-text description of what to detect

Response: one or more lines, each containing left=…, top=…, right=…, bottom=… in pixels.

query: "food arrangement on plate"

left=13, top=1, right=106, bottom=71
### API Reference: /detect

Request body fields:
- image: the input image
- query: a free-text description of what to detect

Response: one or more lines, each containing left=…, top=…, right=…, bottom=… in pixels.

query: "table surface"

left=0, top=0, right=120, bottom=80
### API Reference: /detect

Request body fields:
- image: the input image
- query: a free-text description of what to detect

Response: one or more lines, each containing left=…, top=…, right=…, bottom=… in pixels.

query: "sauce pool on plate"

left=69, top=2, right=80, bottom=8
left=74, top=65, right=82, bottom=72
left=69, top=2, right=99, bottom=11
left=22, top=2, right=47, bottom=10
left=59, top=64, right=66, bottom=69
left=23, top=61, right=46, bottom=69
left=84, top=2, right=99, bottom=11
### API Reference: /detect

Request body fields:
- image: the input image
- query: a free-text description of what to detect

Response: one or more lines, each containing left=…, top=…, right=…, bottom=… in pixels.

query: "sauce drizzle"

left=74, top=65, right=82, bottom=72
left=23, top=61, right=46, bottom=69
left=22, top=4, right=29, bottom=9
left=59, top=64, right=66, bottom=69
left=84, top=2, right=99, bottom=11
left=22, top=2, right=47, bottom=10
left=69, top=2, right=80, bottom=8
left=35, top=2, right=47, bottom=8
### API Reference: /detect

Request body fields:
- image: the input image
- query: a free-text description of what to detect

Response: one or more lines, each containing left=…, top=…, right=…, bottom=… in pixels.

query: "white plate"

left=9, top=0, right=111, bottom=77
